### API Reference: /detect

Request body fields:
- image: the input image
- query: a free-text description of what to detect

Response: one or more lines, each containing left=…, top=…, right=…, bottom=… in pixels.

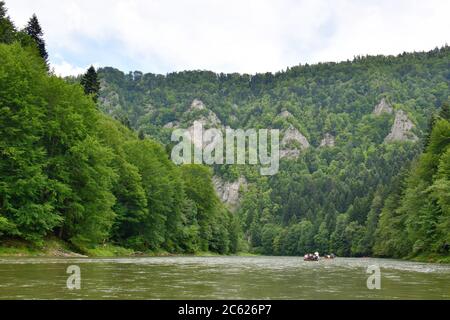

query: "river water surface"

left=0, top=256, right=449, bottom=299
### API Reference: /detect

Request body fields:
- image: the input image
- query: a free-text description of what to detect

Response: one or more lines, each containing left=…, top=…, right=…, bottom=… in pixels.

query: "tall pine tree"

left=81, top=66, right=100, bottom=102
left=24, top=14, right=48, bottom=63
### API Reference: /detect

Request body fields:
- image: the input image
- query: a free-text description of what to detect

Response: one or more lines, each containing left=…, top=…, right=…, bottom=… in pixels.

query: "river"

left=0, top=256, right=449, bottom=299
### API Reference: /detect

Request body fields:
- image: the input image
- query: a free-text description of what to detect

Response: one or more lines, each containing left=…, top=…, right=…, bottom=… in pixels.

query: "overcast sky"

left=6, top=0, right=450, bottom=76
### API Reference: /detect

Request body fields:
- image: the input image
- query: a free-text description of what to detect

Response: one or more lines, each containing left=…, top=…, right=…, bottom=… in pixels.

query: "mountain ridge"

left=97, top=45, right=449, bottom=258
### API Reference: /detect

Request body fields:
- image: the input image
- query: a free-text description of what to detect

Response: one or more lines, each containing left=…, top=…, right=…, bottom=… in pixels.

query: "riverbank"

left=0, top=238, right=447, bottom=263
left=0, top=238, right=88, bottom=258
left=0, top=238, right=257, bottom=258
left=410, top=254, right=450, bottom=264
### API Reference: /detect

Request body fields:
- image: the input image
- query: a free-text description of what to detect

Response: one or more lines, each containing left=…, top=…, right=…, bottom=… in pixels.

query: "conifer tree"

left=81, top=66, right=101, bottom=102
left=24, top=14, right=48, bottom=63
left=0, top=1, right=5, bottom=16
left=0, top=1, right=16, bottom=44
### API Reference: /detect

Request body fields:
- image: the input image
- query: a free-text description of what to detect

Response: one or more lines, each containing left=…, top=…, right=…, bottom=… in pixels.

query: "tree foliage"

left=81, top=66, right=100, bottom=102
left=1, top=0, right=448, bottom=259
left=97, top=43, right=449, bottom=258
left=24, top=14, right=48, bottom=64
left=0, top=37, right=238, bottom=254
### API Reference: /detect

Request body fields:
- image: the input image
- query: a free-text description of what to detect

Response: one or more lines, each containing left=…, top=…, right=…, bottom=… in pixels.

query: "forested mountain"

left=0, top=0, right=448, bottom=260
left=0, top=2, right=239, bottom=255
left=374, top=106, right=450, bottom=259
left=98, top=47, right=449, bottom=259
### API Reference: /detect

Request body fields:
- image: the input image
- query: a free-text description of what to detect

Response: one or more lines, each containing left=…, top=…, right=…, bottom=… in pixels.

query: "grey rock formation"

left=188, top=99, right=222, bottom=127
left=99, top=80, right=122, bottom=115
left=187, top=121, right=205, bottom=149
left=184, top=100, right=223, bottom=148
left=187, top=121, right=223, bottom=150
left=280, top=126, right=310, bottom=159
left=163, top=121, right=180, bottom=129
left=278, top=110, right=294, bottom=119
left=213, top=176, right=248, bottom=212
left=202, top=111, right=222, bottom=127
left=385, top=110, right=418, bottom=142
left=320, top=133, right=336, bottom=147
left=229, top=115, right=238, bottom=123
left=189, top=99, right=206, bottom=112
left=280, top=149, right=301, bottom=159
left=373, top=98, right=393, bottom=115
left=282, top=126, right=310, bottom=148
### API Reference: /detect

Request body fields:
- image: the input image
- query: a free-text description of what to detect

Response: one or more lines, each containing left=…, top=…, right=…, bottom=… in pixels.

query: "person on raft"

left=304, top=252, right=320, bottom=261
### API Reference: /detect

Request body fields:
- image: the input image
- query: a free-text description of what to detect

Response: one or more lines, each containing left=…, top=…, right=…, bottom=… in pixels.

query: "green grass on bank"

left=0, top=237, right=83, bottom=257
left=410, top=254, right=450, bottom=264
left=0, top=238, right=138, bottom=258
left=1, top=238, right=447, bottom=262
left=0, top=239, right=40, bottom=256
left=80, top=244, right=135, bottom=257
left=0, top=238, right=253, bottom=258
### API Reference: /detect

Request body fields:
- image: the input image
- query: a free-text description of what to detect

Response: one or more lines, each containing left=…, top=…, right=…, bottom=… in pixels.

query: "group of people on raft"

left=304, top=252, right=336, bottom=261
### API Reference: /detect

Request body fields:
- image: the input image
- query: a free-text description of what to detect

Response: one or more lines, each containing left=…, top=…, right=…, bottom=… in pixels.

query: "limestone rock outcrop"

left=280, top=149, right=301, bottom=159
left=320, top=133, right=336, bottom=147
left=213, top=176, right=248, bottom=212
left=163, top=121, right=180, bottom=129
left=99, top=80, right=122, bottom=115
left=385, top=110, right=418, bottom=142
left=183, top=100, right=223, bottom=148
left=188, top=99, right=222, bottom=127
left=188, top=99, right=206, bottom=112
left=278, top=110, right=294, bottom=119
left=373, top=98, right=393, bottom=116
left=280, top=125, right=310, bottom=159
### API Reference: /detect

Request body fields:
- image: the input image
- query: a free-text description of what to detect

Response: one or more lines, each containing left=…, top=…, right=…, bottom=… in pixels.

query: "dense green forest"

left=0, top=1, right=449, bottom=260
left=374, top=108, right=450, bottom=259
left=97, top=41, right=449, bottom=260
left=0, top=2, right=239, bottom=255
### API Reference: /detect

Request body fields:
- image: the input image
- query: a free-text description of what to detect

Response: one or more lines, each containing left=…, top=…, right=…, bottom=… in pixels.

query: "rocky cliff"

left=320, top=133, right=336, bottom=147
left=385, top=110, right=418, bottom=142
left=280, top=125, right=310, bottom=159
left=373, top=98, right=393, bottom=115
left=213, top=176, right=248, bottom=212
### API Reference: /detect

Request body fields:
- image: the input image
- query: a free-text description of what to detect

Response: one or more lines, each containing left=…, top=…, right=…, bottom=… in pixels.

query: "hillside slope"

left=98, top=47, right=449, bottom=259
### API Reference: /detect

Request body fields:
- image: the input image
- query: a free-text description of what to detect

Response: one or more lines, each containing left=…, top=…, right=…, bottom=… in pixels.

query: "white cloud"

left=6, top=0, right=450, bottom=75
left=49, top=53, right=99, bottom=77
left=51, top=60, right=98, bottom=77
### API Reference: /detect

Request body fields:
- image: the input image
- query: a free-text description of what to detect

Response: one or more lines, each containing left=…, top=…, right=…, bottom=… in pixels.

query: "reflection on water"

left=0, top=256, right=449, bottom=300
